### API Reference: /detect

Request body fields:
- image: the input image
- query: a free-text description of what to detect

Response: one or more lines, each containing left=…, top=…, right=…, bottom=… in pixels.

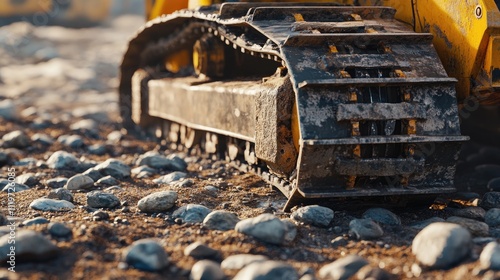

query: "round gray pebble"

left=30, top=198, right=75, bottom=212
left=349, top=219, right=384, bottom=240
left=485, top=208, right=500, bottom=227
left=319, top=255, right=369, bottom=280
left=86, top=191, right=120, bottom=209
left=137, top=191, right=177, bottom=213
left=172, top=204, right=211, bottom=224
left=233, top=260, right=298, bottom=280
left=480, top=241, right=500, bottom=270
left=184, top=242, right=219, bottom=259
left=48, top=222, right=72, bottom=237
left=22, top=217, right=49, bottom=226
left=362, top=208, right=401, bottom=226
left=412, top=222, right=471, bottom=269
left=65, top=174, right=94, bottom=190
left=203, top=210, right=240, bottom=231
left=122, top=238, right=169, bottom=272
left=190, top=260, right=225, bottom=280
left=235, top=214, right=288, bottom=245
left=291, top=205, right=334, bottom=227
left=48, top=188, right=74, bottom=202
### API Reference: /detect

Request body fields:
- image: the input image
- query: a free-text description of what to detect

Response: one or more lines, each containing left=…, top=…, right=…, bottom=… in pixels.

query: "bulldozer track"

left=119, top=3, right=468, bottom=210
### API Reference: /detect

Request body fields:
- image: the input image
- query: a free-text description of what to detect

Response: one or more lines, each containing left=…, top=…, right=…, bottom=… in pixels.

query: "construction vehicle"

left=119, top=0, right=500, bottom=210
left=0, top=0, right=112, bottom=27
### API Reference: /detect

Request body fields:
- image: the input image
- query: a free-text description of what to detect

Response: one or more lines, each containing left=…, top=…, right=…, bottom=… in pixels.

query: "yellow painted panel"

left=57, top=0, right=112, bottom=22
left=150, top=0, right=189, bottom=20
left=0, top=0, right=51, bottom=16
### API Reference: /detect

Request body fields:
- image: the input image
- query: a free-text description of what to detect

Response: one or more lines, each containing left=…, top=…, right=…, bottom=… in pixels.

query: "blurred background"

left=0, top=0, right=146, bottom=124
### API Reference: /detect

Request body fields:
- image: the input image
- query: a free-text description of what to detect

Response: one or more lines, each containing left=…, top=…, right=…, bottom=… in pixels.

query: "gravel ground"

left=1, top=14, right=500, bottom=280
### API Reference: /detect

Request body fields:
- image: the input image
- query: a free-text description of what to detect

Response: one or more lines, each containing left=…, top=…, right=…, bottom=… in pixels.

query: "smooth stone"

left=48, top=222, right=72, bottom=237
left=446, top=216, right=489, bottom=236
left=30, top=198, right=75, bottom=212
left=31, top=133, right=54, bottom=145
left=57, top=135, right=85, bottom=148
left=107, top=131, right=123, bottom=143
left=48, top=188, right=74, bottom=202
left=491, top=228, right=500, bottom=238
left=153, top=171, right=187, bottom=185
left=95, top=175, right=119, bottom=187
left=409, top=217, right=446, bottom=230
left=233, top=261, right=298, bottom=280
left=485, top=208, right=500, bottom=227
left=0, top=151, right=8, bottom=164
left=446, top=206, right=486, bottom=220
left=87, top=144, right=107, bottom=155
left=92, top=210, right=110, bottom=221
left=291, top=205, right=334, bottom=227
left=190, top=260, right=225, bottom=280
left=137, top=153, right=187, bottom=171
left=78, top=161, right=97, bottom=171
left=412, top=222, right=471, bottom=268
left=175, top=179, right=194, bottom=188
left=132, top=165, right=157, bottom=175
left=356, top=266, right=394, bottom=280
left=82, top=168, right=104, bottom=181
left=22, top=217, right=49, bottom=226
left=1, top=180, right=30, bottom=193
left=203, top=185, right=218, bottom=194
left=14, top=158, right=38, bottom=167
left=473, top=237, right=497, bottom=245
left=137, top=191, right=177, bottom=213
left=70, top=119, right=98, bottom=133
left=46, top=151, right=79, bottom=170
left=349, top=219, right=384, bottom=240
left=362, top=208, right=401, bottom=226
left=65, top=174, right=94, bottom=190
left=480, top=241, right=500, bottom=270
left=184, top=242, right=219, bottom=259
left=235, top=214, right=288, bottom=245
left=221, top=254, right=269, bottom=270
left=2, top=130, right=29, bottom=149
left=172, top=204, right=211, bottom=224
left=93, top=159, right=131, bottom=179
left=481, top=192, right=500, bottom=209
left=282, top=219, right=297, bottom=243
left=319, top=255, right=369, bottom=280
left=166, top=155, right=188, bottom=171
left=122, top=238, right=169, bottom=272
left=203, top=210, right=240, bottom=231
left=45, top=177, right=68, bottom=189
left=15, top=173, right=38, bottom=187
left=86, top=191, right=120, bottom=209
left=0, top=230, right=59, bottom=262
left=0, top=99, right=17, bottom=120
left=488, top=178, right=500, bottom=192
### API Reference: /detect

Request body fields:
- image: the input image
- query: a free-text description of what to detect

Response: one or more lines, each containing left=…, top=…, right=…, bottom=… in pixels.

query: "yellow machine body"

left=0, top=0, right=51, bottom=16
left=0, top=0, right=112, bottom=25
left=147, top=0, right=500, bottom=104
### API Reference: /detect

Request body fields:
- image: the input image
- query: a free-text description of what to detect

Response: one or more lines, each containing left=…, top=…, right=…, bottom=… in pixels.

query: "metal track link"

left=120, top=3, right=468, bottom=210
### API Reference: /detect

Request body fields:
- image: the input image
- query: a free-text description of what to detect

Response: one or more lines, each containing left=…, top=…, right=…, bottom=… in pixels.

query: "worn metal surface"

left=148, top=77, right=258, bottom=142
left=336, top=103, right=427, bottom=121
left=119, top=3, right=469, bottom=209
